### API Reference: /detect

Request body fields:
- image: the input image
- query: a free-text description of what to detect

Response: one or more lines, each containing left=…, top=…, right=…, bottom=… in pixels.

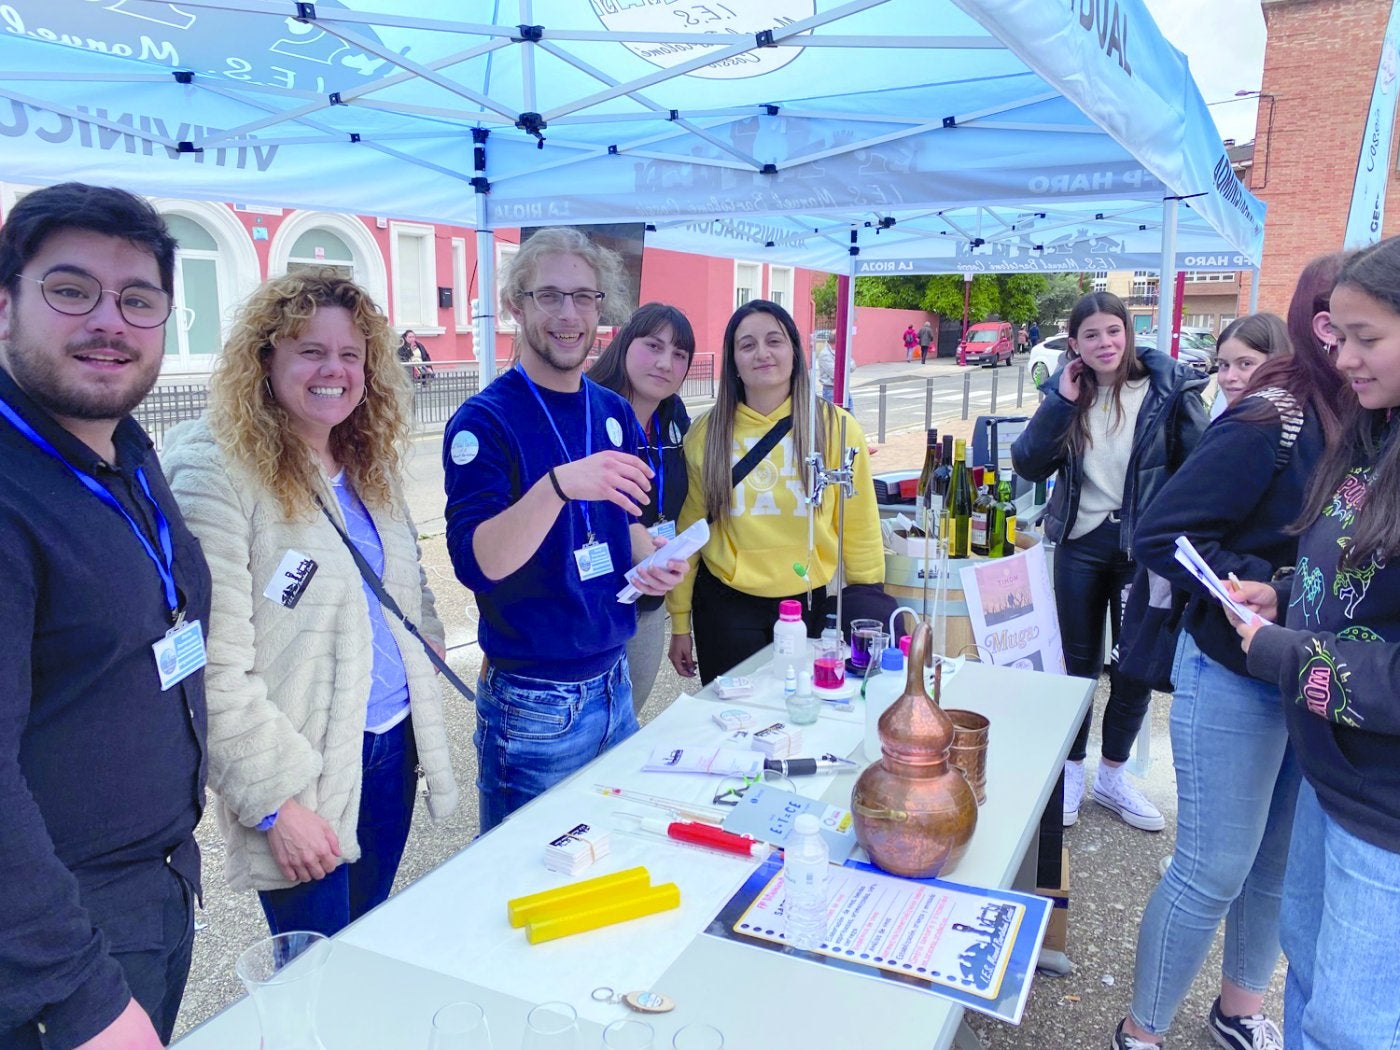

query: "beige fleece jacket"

left=162, top=417, right=458, bottom=893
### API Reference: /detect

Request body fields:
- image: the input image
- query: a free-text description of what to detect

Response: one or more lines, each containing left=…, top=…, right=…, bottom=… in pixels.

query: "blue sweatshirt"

left=444, top=369, right=639, bottom=680
left=1248, top=418, right=1400, bottom=854
left=1134, top=388, right=1323, bottom=677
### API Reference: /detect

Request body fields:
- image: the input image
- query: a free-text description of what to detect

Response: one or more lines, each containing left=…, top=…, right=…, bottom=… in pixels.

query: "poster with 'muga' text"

left=959, top=544, right=1064, bottom=674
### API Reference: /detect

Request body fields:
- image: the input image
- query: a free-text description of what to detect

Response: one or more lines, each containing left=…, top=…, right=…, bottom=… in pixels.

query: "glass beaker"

left=671, top=1024, right=724, bottom=1050
left=430, top=1001, right=494, bottom=1049
left=847, top=618, right=884, bottom=672
left=812, top=635, right=845, bottom=691
left=600, top=1018, right=654, bottom=1049
left=521, top=1001, right=578, bottom=1050
left=235, top=931, right=331, bottom=1050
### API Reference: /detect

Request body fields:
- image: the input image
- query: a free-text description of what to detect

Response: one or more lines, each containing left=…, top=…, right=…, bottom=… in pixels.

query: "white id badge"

left=647, top=519, right=677, bottom=541
left=153, top=619, right=207, bottom=691
left=574, top=540, right=615, bottom=581
left=263, top=549, right=318, bottom=609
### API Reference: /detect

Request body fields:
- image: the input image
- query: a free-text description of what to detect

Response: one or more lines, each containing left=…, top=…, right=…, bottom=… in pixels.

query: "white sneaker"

left=1093, top=768, right=1166, bottom=831
left=1063, top=760, right=1086, bottom=827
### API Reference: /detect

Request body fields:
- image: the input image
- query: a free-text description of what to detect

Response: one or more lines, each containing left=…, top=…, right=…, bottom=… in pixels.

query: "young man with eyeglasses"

left=444, top=227, right=686, bottom=832
left=0, top=183, right=210, bottom=1049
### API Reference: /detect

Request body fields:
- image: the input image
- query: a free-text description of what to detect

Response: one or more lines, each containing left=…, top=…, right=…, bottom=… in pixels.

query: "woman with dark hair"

left=1011, top=292, right=1207, bottom=832
left=666, top=299, right=883, bottom=685
left=1113, top=298, right=1350, bottom=1048
left=1230, top=236, right=1400, bottom=1049
left=589, top=303, right=696, bottom=710
left=1213, top=312, right=1291, bottom=409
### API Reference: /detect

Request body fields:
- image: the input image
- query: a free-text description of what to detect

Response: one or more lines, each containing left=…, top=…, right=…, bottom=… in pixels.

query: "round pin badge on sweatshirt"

left=450, top=430, right=479, bottom=466
left=606, top=416, right=624, bottom=447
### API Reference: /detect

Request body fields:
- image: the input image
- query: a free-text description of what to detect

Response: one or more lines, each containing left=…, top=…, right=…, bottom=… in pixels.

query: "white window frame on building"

left=152, top=202, right=259, bottom=375
left=268, top=210, right=389, bottom=314
left=1130, top=270, right=1159, bottom=299
left=1091, top=271, right=1109, bottom=292
left=768, top=265, right=794, bottom=309
left=451, top=237, right=471, bottom=333
left=389, top=221, right=442, bottom=335
left=495, top=243, right=519, bottom=332
left=1185, top=271, right=1234, bottom=283
left=734, top=260, right=761, bottom=309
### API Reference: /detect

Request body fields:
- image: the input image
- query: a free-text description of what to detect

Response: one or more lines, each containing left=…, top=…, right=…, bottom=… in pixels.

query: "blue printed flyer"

left=703, top=854, right=1050, bottom=1024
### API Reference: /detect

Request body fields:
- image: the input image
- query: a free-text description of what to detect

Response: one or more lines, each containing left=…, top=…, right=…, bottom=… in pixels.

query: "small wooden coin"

left=622, top=990, right=675, bottom=1014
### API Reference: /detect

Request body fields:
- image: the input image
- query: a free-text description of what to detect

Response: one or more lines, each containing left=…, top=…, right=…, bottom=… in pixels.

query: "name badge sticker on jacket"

left=264, top=549, right=319, bottom=608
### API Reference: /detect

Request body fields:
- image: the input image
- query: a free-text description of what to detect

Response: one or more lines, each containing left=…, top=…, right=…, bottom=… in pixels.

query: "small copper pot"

left=851, top=624, right=978, bottom=878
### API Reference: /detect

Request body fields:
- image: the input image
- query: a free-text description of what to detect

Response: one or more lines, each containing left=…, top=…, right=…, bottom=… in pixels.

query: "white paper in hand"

left=1173, top=536, right=1263, bottom=625
left=617, top=518, right=709, bottom=603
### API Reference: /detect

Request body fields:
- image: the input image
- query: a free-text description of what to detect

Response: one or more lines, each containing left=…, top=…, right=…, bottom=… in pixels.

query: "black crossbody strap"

left=731, top=416, right=794, bottom=489
left=317, top=499, right=476, bottom=702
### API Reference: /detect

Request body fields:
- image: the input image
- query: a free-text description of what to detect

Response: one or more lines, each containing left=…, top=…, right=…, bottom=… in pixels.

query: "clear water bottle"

left=783, top=813, right=830, bottom=950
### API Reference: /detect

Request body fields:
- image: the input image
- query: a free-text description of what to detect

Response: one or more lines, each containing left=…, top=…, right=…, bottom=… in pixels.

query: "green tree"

left=853, top=275, right=928, bottom=310
left=1000, top=273, right=1048, bottom=323
left=811, top=273, right=838, bottom=324
left=920, top=275, right=1000, bottom=323
left=1033, top=273, right=1085, bottom=328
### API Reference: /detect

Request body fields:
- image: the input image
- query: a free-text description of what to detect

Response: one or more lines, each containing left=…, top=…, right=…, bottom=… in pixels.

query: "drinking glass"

left=671, top=1023, right=724, bottom=1049
left=522, top=1001, right=578, bottom=1050
left=600, top=1018, right=654, bottom=1049
left=430, top=1001, right=494, bottom=1050
left=234, top=931, right=331, bottom=1050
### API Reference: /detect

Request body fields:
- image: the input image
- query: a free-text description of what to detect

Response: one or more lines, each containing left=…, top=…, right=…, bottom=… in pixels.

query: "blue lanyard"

left=0, top=395, right=182, bottom=624
left=516, top=365, right=596, bottom=540
left=634, top=412, right=665, bottom=522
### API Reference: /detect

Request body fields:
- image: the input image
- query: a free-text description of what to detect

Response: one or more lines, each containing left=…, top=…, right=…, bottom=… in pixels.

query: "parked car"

left=1027, top=335, right=1070, bottom=387
left=957, top=321, right=1015, bottom=367
left=1027, top=332, right=1211, bottom=388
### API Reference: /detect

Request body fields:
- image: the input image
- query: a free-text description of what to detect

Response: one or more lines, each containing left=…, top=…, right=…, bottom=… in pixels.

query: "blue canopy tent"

left=0, top=0, right=1264, bottom=379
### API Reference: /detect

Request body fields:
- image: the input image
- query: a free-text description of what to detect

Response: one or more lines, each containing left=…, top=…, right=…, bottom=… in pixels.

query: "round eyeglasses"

left=19, top=269, right=173, bottom=328
left=521, top=288, right=605, bottom=315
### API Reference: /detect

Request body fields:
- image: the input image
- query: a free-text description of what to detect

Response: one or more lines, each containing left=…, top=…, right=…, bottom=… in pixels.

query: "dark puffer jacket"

left=1010, top=347, right=1208, bottom=552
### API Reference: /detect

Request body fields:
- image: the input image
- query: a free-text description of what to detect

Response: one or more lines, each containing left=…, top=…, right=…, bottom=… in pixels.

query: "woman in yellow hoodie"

left=667, top=300, right=884, bottom=684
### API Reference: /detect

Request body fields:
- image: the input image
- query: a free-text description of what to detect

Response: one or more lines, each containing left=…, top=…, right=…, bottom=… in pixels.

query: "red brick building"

left=1248, top=0, right=1400, bottom=315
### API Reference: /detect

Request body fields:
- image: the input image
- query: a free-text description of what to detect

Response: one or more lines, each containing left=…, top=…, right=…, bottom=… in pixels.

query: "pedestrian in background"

left=903, top=323, right=917, bottom=362
left=917, top=319, right=934, bottom=363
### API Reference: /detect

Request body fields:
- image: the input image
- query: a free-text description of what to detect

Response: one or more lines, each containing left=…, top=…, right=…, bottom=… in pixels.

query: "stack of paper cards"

left=752, top=722, right=802, bottom=759
left=545, top=822, right=612, bottom=875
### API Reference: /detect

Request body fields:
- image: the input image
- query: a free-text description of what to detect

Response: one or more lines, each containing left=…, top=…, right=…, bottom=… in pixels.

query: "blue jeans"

left=474, top=654, right=637, bottom=833
left=1281, top=780, right=1400, bottom=1049
left=1129, top=633, right=1299, bottom=1036
left=258, top=718, right=418, bottom=938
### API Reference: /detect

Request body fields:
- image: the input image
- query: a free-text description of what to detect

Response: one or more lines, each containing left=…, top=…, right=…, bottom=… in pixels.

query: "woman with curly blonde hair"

left=162, top=270, right=458, bottom=938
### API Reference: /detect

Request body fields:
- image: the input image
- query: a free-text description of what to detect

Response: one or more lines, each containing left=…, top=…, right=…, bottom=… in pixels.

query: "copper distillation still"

left=851, top=622, right=978, bottom=878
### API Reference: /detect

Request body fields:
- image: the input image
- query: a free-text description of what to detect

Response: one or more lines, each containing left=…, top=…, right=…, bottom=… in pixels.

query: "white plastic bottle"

left=783, top=813, right=830, bottom=950
left=864, top=646, right=906, bottom=761
left=771, top=599, right=808, bottom=679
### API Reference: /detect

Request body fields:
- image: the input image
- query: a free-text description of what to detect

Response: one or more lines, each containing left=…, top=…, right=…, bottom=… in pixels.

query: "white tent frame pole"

left=476, top=207, right=497, bottom=386
left=1157, top=197, right=1179, bottom=349
left=1248, top=271, right=1261, bottom=314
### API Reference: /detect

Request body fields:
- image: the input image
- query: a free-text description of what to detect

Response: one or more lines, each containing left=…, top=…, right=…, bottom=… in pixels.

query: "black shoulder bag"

left=317, top=499, right=476, bottom=702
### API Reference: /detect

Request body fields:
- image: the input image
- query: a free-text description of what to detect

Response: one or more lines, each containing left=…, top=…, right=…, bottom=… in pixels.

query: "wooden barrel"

left=883, top=533, right=1042, bottom=661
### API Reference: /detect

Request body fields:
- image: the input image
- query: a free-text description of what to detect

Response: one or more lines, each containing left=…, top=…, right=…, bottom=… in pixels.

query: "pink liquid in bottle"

left=813, top=657, right=845, bottom=690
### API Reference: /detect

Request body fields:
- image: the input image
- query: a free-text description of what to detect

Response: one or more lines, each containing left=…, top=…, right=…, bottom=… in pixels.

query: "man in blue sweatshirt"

left=0, top=184, right=210, bottom=1049
left=444, top=228, right=686, bottom=832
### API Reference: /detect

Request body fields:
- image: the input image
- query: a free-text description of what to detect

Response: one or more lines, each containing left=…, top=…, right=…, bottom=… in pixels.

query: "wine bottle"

left=971, top=467, right=995, bottom=557
left=915, top=428, right=940, bottom=534
left=949, top=440, right=975, bottom=559
left=933, top=434, right=955, bottom=500
left=995, top=477, right=1017, bottom=557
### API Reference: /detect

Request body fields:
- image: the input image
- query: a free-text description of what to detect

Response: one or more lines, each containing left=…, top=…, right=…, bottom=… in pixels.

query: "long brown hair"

left=701, top=299, right=831, bottom=524
left=1064, top=291, right=1148, bottom=453
left=1297, top=237, right=1400, bottom=567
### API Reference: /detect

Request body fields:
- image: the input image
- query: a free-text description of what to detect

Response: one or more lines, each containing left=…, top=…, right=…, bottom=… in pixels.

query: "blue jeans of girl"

left=1128, top=633, right=1299, bottom=1035
left=1282, top=779, right=1400, bottom=1049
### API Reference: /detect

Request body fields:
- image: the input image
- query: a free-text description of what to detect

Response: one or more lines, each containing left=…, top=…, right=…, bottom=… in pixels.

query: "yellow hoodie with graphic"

left=667, top=398, right=884, bottom=635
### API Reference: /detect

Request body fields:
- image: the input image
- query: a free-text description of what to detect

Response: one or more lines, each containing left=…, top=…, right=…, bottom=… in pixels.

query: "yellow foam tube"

left=507, top=866, right=651, bottom=928
left=525, top=882, right=681, bottom=944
